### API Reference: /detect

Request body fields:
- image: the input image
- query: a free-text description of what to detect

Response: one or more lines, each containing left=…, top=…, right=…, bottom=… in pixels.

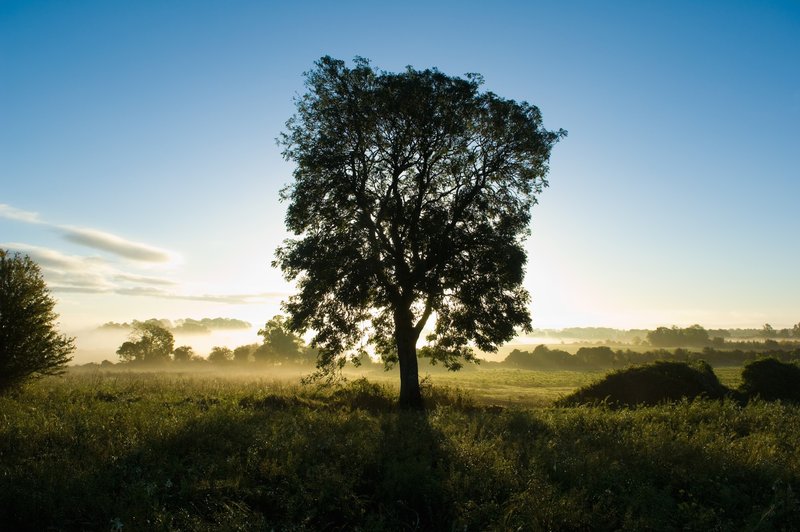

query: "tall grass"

left=0, top=371, right=798, bottom=530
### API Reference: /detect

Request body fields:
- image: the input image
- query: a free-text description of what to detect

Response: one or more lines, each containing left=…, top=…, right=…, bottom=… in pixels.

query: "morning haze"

left=1, top=1, right=799, bottom=529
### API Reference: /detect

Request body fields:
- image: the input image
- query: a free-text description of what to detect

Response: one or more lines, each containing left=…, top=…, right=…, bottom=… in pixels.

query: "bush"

left=558, top=360, right=729, bottom=407
left=740, top=357, right=800, bottom=403
left=0, top=250, right=75, bottom=392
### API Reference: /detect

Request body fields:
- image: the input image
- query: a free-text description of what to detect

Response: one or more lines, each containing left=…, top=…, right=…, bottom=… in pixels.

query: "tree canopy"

left=0, top=250, right=75, bottom=391
left=173, top=345, right=195, bottom=363
left=255, top=315, right=308, bottom=365
left=646, top=325, right=711, bottom=348
left=275, top=57, right=564, bottom=407
left=208, top=346, right=233, bottom=364
left=116, top=320, right=174, bottom=364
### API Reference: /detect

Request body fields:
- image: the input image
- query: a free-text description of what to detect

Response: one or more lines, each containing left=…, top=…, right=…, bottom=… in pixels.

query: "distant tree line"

left=646, top=324, right=800, bottom=347
left=529, top=324, right=800, bottom=347
left=529, top=327, right=650, bottom=343
left=646, top=325, right=714, bottom=347
left=100, top=317, right=252, bottom=335
left=108, top=318, right=800, bottom=370
left=503, top=344, right=800, bottom=371
left=113, top=316, right=325, bottom=367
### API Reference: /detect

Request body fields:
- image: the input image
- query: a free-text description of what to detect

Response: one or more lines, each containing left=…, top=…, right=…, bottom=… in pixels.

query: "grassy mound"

left=740, top=357, right=800, bottom=403
left=558, top=360, right=729, bottom=407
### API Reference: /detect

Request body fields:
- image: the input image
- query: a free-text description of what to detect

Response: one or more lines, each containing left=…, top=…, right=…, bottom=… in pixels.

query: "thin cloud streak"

left=0, top=204, right=41, bottom=223
left=2, top=241, right=88, bottom=271
left=113, top=273, right=177, bottom=286
left=60, top=226, right=174, bottom=263
left=2, top=242, right=282, bottom=305
left=1, top=202, right=176, bottom=263
left=1, top=242, right=170, bottom=294
left=114, top=286, right=287, bottom=304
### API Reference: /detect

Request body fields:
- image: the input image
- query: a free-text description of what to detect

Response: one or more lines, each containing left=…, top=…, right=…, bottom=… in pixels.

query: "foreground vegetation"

left=2, top=370, right=799, bottom=530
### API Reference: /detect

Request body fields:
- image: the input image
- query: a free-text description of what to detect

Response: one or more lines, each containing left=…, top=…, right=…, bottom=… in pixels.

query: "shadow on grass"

left=1, top=381, right=799, bottom=530
left=0, top=384, right=454, bottom=530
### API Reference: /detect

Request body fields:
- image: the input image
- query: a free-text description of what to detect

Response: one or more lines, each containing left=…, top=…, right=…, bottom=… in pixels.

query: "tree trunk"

left=395, top=308, right=423, bottom=409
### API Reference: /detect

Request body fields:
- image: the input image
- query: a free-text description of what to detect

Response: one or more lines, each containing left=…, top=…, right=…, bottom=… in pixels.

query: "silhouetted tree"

left=0, top=250, right=75, bottom=392
left=233, top=344, right=257, bottom=364
left=256, top=315, right=304, bottom=364
left=576, top=346, right=616, bottom=368
left=647, top=325, right=710, bottom=348
left=116, top=341, right=141, bottom=362
left=275, top=57, right=563, bottom=407
left=116, top=321, right=174, bottom=364
left=762, top=323, right=775, bottom=338
left=173, top=345, right=195, bottom=362
left=208, top=346, right=233, bottom=363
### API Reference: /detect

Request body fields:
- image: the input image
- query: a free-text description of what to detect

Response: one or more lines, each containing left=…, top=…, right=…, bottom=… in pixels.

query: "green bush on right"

left=558, top=360, right=729, bottom=407
left=740, top=357, right=800, bottom=403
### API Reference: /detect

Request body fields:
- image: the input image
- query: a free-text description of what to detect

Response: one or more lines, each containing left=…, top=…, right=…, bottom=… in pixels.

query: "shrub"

left=740, top=357, right=800, bottom=403
left=0, top=250, right=75, bottom=392
left=558, top=360, right=729, bottom=407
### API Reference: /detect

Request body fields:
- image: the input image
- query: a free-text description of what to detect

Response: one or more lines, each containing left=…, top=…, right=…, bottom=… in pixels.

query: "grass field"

left=1, top=367, right=798, bottom=530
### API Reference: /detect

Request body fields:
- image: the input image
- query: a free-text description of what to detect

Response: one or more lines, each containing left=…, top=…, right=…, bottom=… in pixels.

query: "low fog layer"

left=71, top=327, right=262, bottom=365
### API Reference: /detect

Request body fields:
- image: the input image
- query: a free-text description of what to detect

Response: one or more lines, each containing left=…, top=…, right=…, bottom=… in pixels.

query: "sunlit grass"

left=1, top=368, right=798, bottom=529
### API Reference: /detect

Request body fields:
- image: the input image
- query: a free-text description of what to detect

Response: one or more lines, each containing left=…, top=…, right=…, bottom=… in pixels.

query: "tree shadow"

left=4, top=388, right=798, bottom=530
left=1, top=390, right=456, bottom=530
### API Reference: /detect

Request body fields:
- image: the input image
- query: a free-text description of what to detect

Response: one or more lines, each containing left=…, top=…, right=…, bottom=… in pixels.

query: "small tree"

left=208, top=346, right=233, bottom=364
left=173, top=345, right=195, bottom=363
left=0, top=250, right=75, bottom=391
left=233, top=344, right=257, bottom=364
left=116, top=321, right=174, bottom=364
left=116, top=341, right=143, bottom=362
left=275, top=57, right=563, bottom=407
left=257, top=315, right=304, bottom=363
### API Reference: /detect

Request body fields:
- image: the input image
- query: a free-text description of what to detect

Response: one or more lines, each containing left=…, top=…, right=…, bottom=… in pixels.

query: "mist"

left=70, top=327, right=263, bottom=365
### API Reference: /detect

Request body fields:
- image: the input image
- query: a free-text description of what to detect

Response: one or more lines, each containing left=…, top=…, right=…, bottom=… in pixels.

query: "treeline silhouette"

left=502, top=344, right=800, bottom=370
left=102, top=319, right=800, bottom=371
left=530, top=323, right=800, bottom=344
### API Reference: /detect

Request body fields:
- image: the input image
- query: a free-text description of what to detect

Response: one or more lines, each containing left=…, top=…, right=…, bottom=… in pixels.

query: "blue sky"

left=1, top=1, right=799, bottom=345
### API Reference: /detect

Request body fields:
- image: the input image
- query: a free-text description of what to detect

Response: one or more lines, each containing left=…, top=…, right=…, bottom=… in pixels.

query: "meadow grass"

left=1, top=368, right=798, bottom=530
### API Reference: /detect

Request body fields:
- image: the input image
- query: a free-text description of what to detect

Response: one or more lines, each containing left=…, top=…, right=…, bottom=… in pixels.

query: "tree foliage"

left=173, top=345, right=195, bottom=363
left=558, top=360, right=729, bottom=408
left=116, top=321, right=174, bottom=364
left=233, top=344, right=257, bottom=364
left=647, top=325, right=711, bottom=347
left=208, top=346, right=233, bottom=364
left=740, top=358, right=800, bottom=403
left=275, top=57, right=564, bottom=407
left=0, top=250, right=75, bottom=391
left=255, top=315, right=308, bottom=364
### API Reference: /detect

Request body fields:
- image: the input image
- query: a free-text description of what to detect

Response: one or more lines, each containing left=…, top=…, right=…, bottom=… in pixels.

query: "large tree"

left=275, top=57, right=564, bottom=407
left=0, top=250, right=75, bottom=392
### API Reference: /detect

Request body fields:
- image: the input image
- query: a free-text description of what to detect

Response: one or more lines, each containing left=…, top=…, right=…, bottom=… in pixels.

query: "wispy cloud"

left=60, top=226, right=173, bottom=263
left=114, top=287, right=286, bottom=304
left=1, top=242, right=282, bottom=305
left=113, top=273, right=177, bottom=286
left=1, top=242, right=168, bottom=294
left=3, top=242, right=89, bottom=271
left=1, top=205, right=278, bottom=306
left=0, top=202, right=176, bottom=264
left=0, top=204, right=41, bottom=223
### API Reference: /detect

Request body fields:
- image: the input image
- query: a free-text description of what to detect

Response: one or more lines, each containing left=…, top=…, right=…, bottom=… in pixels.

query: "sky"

left=1, top=0, right=799, bottom=360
